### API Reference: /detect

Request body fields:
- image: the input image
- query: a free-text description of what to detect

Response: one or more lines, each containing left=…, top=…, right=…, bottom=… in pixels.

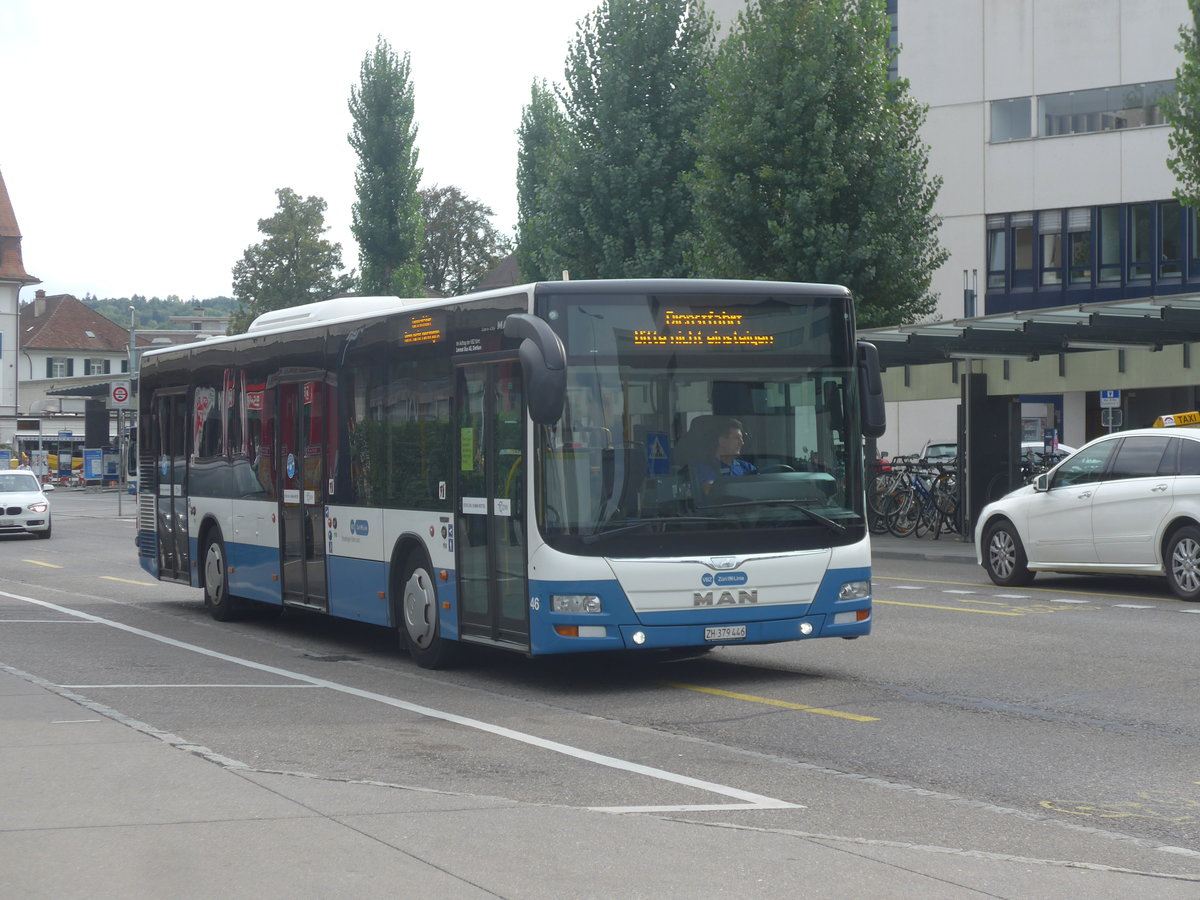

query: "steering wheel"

left=756, top=464, right=796, bottom=474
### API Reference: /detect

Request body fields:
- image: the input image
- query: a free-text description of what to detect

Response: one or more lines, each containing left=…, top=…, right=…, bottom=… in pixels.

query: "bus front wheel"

left=203, top=533, right=239, bottom=621
left=398, top=555, right=459, bottom=669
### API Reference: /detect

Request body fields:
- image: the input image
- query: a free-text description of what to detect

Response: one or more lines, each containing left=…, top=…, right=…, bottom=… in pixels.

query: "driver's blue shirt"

left=694, top=458, right=757, bottom=483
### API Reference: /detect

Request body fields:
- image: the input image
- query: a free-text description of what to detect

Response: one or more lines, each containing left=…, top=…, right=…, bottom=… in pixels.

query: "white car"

left=976, top=427, right=1200, bottom=600
left=0, top=469, right=53, bottom=539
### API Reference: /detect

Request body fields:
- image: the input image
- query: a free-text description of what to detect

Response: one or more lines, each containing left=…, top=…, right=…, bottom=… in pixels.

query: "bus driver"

left=694, top=416, right=757, bottom=494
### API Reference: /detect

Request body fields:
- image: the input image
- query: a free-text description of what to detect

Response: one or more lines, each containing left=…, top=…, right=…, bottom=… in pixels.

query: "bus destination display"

left=633, top=309, right=776, bottom=349
left=403, top=312, right=443, bottom=345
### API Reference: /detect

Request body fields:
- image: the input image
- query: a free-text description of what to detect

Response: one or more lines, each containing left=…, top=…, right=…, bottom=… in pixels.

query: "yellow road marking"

left=876, top=599, right=1022, bottom=616
left=22, top=559, right=61, bottom=568
left=875, top=574, right=1177, bottom=604
left=100, top=576, right=156, bottom=586
left=664, top=682, right=878, bottom=722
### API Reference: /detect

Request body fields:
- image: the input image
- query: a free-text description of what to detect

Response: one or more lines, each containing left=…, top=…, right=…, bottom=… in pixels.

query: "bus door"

left=153, top=390, right=190, bottom=583
left=455, top=360, right=529, bottom=648
left=276, top=377, right=332, bottom=611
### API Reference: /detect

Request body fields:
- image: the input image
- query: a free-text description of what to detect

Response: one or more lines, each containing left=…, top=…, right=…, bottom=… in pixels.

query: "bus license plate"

left=704, top=625, right=746, bottom=642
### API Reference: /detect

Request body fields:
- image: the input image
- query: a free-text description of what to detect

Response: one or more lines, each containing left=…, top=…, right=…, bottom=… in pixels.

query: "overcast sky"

left=1, top=0, right=609, bottom=303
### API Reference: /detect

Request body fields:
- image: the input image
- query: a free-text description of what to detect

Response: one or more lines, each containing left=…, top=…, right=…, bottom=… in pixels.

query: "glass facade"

left=985, top=200, right=1198, bottom=313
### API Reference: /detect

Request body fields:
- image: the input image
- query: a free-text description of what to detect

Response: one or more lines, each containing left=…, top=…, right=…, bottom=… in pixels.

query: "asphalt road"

left=4, top=490, right=1200, bottom=895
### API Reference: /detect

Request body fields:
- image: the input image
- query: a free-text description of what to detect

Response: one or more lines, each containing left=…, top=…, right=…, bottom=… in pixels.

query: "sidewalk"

left=5, top=669, right=1200, bottom=897
left=871, top=530, right=979, bottom=565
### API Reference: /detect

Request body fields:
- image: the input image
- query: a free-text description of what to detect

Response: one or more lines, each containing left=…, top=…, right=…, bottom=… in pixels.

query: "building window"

left=987, top=215, right=1006, bottom=289
left=1012, top=212, right=1034, bottom=288
left=1098, top=206, right=1122, bottom=283
left=991, top=97, right=1031, bottom=141
left=85, top=358, right=110, bottom=375
left=47, top=357, right=71, bottom=378
left=1039, top=209, right=1063, bottom=286
left=1038, top=80, right=1175, bottom=137
left=1160, top=200, right=1183, bottom=279
left=1067, top=208, right=1092, bottom=285
left=1129, top=203, right=1153, bottom=281
left=991, top=80, right=1174, bottom=143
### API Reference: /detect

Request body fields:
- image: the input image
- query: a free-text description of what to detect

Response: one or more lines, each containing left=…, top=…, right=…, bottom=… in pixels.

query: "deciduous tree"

left=349, top=36, right=424, bottom=297
left=229, top=188, right=354, bottom=333
left=688, top=0, right=946, bottom=327
left=515, top=80, right=566, bottom=282
left=516, top=0, right=714, bottom=279
left=420, top=185, right=512, bottom=296
left=1164, top=1, right=1200, bottom=209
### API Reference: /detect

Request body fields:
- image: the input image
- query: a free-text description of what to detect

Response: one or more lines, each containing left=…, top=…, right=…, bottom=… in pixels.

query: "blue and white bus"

left=135, top=279, right=885, bottom=667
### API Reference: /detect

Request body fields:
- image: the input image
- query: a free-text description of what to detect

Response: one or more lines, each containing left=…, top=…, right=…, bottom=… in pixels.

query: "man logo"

left=694, top=590, right=758, bottom=606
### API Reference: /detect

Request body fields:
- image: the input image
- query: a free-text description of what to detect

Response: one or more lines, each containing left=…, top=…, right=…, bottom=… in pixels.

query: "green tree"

left=517, top=0, right=714, bottom=279
left=349, top=36, right=424, bottom=298
left=688, top=0, right=946, bottom=328
left=229, top=188, right=355, bottom=333
left=515, top=79, right=567, bottom=281
left=420, top=185, right=512, bottom=296
left=1164, top=1, right=1200, bottom=209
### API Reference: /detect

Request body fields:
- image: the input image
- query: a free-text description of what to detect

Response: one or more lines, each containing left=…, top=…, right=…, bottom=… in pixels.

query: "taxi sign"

left=1153, top=411, right=1200, bottom=428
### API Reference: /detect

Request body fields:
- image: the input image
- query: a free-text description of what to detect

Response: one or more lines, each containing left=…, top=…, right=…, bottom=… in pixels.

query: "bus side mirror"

left=504, top=313, right=566, bottom=426
left=857, top=340, right=886, bottom=439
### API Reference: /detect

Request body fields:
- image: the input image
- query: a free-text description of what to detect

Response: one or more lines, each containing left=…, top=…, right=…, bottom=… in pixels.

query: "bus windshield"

left=536, top=290, right=864, bottom=557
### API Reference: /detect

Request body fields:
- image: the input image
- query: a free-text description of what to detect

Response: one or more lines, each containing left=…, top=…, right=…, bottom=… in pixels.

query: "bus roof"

left=139, top=279, right=852, bottom=363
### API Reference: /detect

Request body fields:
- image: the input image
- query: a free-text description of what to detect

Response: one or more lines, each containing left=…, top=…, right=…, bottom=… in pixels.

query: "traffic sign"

left=1101, top=408, right=1123, bottom=428
left=1099, top=389, right=1120, bottom=408
left=110, top=381, right=131, bottom=409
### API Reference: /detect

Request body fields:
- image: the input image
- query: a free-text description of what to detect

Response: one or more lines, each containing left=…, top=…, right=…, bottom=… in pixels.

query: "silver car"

left=0, top=470, right=53, bottom=539
left=976, top=427, right=1200, bottom=600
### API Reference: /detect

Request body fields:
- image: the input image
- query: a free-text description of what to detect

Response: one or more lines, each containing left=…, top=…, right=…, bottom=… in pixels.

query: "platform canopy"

left=860, top=295, right=1200, bottom=369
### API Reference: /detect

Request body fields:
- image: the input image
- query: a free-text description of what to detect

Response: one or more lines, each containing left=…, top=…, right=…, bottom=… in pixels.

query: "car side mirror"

left=42, top=482, right=56, bottom=492
left=1034, top=473, right=1049, bottom=492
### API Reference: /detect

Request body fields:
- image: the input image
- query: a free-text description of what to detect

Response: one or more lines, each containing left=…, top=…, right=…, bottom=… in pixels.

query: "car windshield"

left=0, top=473, right=40, bottom=493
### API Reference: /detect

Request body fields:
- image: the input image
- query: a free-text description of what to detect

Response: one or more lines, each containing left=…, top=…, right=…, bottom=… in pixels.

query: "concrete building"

left=882, top=0, right=1192, bottom=457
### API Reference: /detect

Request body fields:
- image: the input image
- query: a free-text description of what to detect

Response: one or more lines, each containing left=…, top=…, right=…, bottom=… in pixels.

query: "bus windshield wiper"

left=581, top=516, right=727, bottom=544
left=700, top=499, right=849, bottom=535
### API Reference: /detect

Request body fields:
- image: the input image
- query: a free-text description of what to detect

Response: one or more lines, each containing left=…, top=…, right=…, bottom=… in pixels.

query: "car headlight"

left=28, top=502, right=48, bottom=513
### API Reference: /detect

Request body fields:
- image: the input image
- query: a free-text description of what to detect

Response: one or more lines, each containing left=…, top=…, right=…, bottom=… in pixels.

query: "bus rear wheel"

left=398, top=555, right=459, bottom=669
left=203, top=532, right=240, bottom=621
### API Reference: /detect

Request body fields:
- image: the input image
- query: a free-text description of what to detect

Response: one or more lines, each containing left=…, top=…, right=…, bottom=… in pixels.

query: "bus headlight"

left=551, top=594, right=603, bottom=614
left=838, top=580, right=871, bottom=601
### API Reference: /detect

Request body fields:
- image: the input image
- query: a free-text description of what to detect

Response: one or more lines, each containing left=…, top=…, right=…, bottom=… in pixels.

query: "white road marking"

left=0, top=588, right=799, bottom=812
